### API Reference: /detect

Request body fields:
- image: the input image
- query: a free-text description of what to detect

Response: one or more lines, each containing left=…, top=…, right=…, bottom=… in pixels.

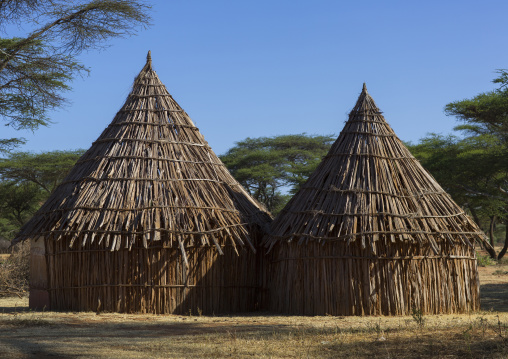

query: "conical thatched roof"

left=265, top=84, right=488, bottom=252
left=15, top=51, right=271, bottom=257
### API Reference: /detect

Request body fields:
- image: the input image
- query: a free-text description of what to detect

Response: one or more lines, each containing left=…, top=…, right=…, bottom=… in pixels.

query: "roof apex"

left=348, top=83, right=380, bottom=117
left=146, top=50, right=152, bottom=69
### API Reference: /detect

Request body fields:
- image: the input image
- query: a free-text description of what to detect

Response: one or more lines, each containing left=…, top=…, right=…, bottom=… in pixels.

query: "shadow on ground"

left=481, top=283, right=508, bottom=312
left=0, top=303, right=29, bottom=314
left=1, top=317, right=507, bottom=358
left=3, top=282, right=507, bottom=314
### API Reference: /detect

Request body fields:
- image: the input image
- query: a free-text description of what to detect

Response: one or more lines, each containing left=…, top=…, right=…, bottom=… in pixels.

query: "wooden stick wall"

left=46, top=235, right=262, bottom=314
left=265, top=240, right=479, bottom=315
left=263, top=84, right=487, bottom=315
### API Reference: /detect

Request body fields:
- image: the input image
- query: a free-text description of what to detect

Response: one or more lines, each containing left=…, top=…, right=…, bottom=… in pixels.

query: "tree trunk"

left=486, top=241, right=498, bottom=259
left=469, top=207, right=481, bottom=228
left=489, top=216, right=497, bottom=247
left=485, top=216, right=496, bottom=259
left=469, top=208, right=497, bottom=258
left=497, top=218, right=508, bottom=260
left=486, top=216, right=498, bottom=259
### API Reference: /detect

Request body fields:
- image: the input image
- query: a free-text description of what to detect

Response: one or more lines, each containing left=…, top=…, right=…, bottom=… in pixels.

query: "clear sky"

left=4, top=0, right=507, bottom=156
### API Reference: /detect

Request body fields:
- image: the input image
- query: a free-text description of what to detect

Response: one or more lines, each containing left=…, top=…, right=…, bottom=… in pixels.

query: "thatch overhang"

left=14, top=51, right=271, bottom=258
left=265, top=83, right=489, bottom=253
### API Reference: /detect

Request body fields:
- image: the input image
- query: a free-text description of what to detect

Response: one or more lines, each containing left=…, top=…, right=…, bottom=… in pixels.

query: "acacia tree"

left=0, top=149, right=85, bottom=193
left=408, top=134, right=505, bottom=258
left=415, top=70, right=508, bottom=259
left=220, top=134, right=335, bottom=213
left=0, top=149, right=84, bottom=239
left=0, top=181, right=42, bottom=238
left=0, top=0, right=151, bottom=150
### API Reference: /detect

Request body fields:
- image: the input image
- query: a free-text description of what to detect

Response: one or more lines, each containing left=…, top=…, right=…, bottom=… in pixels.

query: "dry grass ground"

left=1, top=258, right=508, bottom=358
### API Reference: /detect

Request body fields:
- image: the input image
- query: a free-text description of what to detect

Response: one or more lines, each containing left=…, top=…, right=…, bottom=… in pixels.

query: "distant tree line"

left=219, top=134, right=335, bottom=214
left=0, top=150, right=84, bottom=239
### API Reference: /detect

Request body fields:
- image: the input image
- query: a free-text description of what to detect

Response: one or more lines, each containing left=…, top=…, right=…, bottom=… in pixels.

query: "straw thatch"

left=15, top=51, right=271, bottom=314
left=263, top=84, right=489, bottom=316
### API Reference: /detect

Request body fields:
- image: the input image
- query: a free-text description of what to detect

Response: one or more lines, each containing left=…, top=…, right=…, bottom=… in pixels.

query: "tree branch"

left=457, top=184, right=508, bottom=201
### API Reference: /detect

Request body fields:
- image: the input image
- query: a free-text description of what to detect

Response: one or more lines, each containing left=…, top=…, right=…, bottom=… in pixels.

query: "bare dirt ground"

left=478, top=263, right=508, bottom=313
left=1, top=261, right=508, bottom=358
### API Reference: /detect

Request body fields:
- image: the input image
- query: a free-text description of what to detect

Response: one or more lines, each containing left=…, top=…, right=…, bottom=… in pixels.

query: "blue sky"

left=4, top=0, right=507, bottom=156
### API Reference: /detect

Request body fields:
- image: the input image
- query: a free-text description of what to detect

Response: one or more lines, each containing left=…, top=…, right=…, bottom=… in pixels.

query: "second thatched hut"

left=263, top=84, right=489, bottom=316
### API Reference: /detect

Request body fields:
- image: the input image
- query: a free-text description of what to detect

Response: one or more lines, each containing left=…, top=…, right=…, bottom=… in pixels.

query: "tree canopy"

left=410, top=70, right=508, bottom=259
left=0, top=149, right=84, bottom=239
left=445, top=70, right=508, bottom=143
left=0, top=149, right=84, bottom=193
left=0, top=0, right=151, bottom=149
left=407, top=134, right=505, bottom=258
left=220, top=134, right=335, bottom=213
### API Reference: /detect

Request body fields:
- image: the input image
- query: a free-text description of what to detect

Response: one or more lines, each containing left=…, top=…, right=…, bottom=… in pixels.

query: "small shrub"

left=476, top=316, right=488, bottom=338
left=0, top=240, right=30, bottom=298
left=496, top=315, right=508, bottom=339
left=493, top=269, right=508, bottom=276
left=411, top=307, right=425, bottom=328
left=477, top=253, right=495, bottom=267
left=8, top=312, right=49, bottom=327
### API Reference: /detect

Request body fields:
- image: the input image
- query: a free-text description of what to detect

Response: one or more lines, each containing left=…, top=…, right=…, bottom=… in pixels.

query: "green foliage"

left=410, top=70, right=508, bottom=258
left=0, top=217, right=18, bottom=241
left=0, top=181, right=42, bottom=239
left=477, top=253, right=496, bottom=267
left=0, top=37, right=76, bottom=131
left=0, top=0, right=151, bottom=150
left=0, top=149, right=83, bottom=238
left=445, top=70, right=508, bottom=141
left=0, top=138, right=25, bottom=154
left=221, top=134, right=335, bottom=213
left=411, top=307, right=425, bottom=328
left=0, top=149, right=85, bottom=193
left=408, top=133, right=505, bottom=255
left=408, top=134, right=505, bottom=216
left=443, top=70, right=508, bottom=206
left=0, top=180, right=42, bottom=220
left=492, top=269, right=508, bottom=276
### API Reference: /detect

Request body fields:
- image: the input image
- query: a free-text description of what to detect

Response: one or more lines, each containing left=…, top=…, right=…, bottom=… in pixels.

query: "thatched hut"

left=14, top=51, right=271, bottom=314
left=263, top=84, right=489, bottom=316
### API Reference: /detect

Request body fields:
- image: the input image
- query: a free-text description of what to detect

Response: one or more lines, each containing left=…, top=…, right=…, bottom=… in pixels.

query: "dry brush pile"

left=0, top=241, right=29, bottom=298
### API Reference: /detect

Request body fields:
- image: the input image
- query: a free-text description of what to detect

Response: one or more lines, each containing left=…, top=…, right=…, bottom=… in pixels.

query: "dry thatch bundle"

left=263, top=84, right=489, bottom=316
left=14, top=51, right=271, bottom=314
